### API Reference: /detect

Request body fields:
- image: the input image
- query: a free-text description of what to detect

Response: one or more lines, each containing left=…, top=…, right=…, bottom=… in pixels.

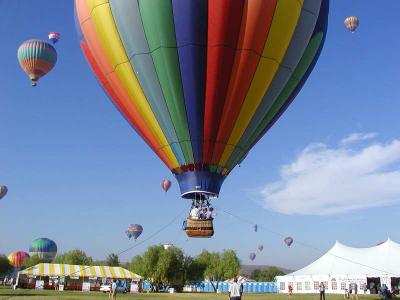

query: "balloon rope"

left=217, top=207, right=400, bottom=277
left=116, top=204, right=189, bottom=257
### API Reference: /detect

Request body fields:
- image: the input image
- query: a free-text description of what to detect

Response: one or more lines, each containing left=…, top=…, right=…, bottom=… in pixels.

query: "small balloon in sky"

left=284, top=237, right=294, bottom=247
left=48, top=32, right=61, bottom=44
left=17, top=39, right=57, bottom=87
left=249, top=252, right=256, bottom=261
left=344, top=16, right=359, bottom=32
left=160, top=179, right=172, bottom=192
left=126, top=224, right=143, bottom=241
left=0, top=185, right=8, bottom=200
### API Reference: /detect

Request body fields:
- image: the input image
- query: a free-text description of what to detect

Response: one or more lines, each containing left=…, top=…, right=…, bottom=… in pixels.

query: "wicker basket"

left=185, top=218, right=214, bottom=238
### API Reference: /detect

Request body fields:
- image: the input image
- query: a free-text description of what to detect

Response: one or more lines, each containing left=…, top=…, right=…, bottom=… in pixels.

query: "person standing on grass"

left=111, top=280, right=117, bottom=300
left=351, top=283, right=358, bottom=299
left=288, top=284, right=293, bottom=296
left=228, top=277, right=243, bottom=300
left=320, top=282, right=326, bottom=300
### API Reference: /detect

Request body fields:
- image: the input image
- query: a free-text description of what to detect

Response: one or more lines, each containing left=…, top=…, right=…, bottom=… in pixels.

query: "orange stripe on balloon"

left=80, top=41, right=173, bottom=169
left=76, top=2, right=174, bottom=169
left=211, top=0, right=277, bottom=164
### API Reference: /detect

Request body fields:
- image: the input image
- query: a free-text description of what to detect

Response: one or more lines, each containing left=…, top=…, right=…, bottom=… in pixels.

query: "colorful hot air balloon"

left=17, top=39, right=57, bottom=86
left=249, top=252, right=256, bottom=261
left=8, top=251, right=30, bottom=268
left=75, top=1, right=329, bottom=232
left=344, top=16, right=359, bottom=33
left=161, top=179, right=172, bottom=192
left=48, top=32, right=61, bottom=44
left=0, top=185, right=8, bottom=200
left=29, top=238, right=57, bottom=262
left=284, top=237, right=294, bottom=247
left=253, top=224, right=258, bottom=232
left=126, top=224, right=143, bottom=241
left=258, top=245, right=264, bottom=252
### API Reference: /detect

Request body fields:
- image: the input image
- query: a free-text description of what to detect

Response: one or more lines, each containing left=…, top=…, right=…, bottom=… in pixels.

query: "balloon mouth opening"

left=181, top=190, right=218, bottom=200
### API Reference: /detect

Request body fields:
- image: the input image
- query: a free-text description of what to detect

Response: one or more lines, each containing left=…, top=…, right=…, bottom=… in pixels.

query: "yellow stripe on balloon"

left=87, top=1, right=179, bottom=168
left=218, top=0, right=303, bottom=166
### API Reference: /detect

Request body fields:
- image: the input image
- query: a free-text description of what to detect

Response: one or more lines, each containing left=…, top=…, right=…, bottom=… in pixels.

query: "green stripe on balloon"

left=139, top=0, right=194, bottom=164
left=227, top=33, right=324, bottom=170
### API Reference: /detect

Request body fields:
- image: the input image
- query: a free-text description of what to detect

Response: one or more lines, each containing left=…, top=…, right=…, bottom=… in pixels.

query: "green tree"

left=183, top=255, right=203, bottom=282
left=127, top=245, right=186, bottom=292
left=252, top=266, right=284, bottom=281
left=251, top=269, right=262, bottom=281
left=221, top=250, right=240, bottom=279
left=194, top=249, right=240, bottom=292
left=20, top=255, right=46, bottom=269
left=0, top=255, right=12, bottom=276
left=261, top=266, right=284, bottom=281
left=106, top=253, right=120, bottom=267
left=53, top=249, right=93, bottom=265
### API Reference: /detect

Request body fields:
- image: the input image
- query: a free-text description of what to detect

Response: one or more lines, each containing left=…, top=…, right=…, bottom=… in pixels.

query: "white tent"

left=277, top=239, right=400, bottom=294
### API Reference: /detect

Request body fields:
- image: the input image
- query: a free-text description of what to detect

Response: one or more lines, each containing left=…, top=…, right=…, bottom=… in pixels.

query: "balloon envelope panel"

left=75, top=0, right=329, bottom=198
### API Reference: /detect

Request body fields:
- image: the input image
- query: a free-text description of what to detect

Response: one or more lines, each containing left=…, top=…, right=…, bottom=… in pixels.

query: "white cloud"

left=340, top=132, right=377, bottom=145
left=261, top=134, right=400, bottom=215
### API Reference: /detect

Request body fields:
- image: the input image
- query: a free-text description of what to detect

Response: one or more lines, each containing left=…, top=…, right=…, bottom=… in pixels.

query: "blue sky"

left=1, top=1, right=400, bottom=270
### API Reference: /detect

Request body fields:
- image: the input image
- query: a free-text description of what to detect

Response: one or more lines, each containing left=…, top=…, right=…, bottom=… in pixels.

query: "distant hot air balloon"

left=8, top=251, right=30, bottom=268
left=258, top=245, right=264, bottom=252
left=75, top=0, right=329, bottom=237
left=48, top=32, right=61, bottom=44
left=344, top=16, right=359, bottom=33
left=284, top=237, right=294, bottom=247
left=17, top=39, right=57, bottom=86
left=161, top=179, right=172, bottom=192
left=126, top=224, right=143, bottom=241
left=249, top=252, right=256, bottom=261
left=253, top=224, right=258, bottom=232
left=29, top=238, right=57, bottom=262
left=0, top=185, right=8, bottom=200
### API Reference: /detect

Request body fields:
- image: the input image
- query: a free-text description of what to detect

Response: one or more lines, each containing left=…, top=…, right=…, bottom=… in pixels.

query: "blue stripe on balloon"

left=172, top=0, right=208, bottom=163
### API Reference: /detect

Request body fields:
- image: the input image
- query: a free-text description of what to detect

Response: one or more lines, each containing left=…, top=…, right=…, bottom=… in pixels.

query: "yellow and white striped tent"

left=18, top=263, right=141, bottom=280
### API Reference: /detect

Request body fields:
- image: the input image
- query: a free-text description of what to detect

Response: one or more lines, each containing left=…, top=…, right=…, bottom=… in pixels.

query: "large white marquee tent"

left=277, top=239, right=400, bottom=294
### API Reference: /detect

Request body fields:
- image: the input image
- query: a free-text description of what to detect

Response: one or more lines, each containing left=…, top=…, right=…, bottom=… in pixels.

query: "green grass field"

left=0, top=287, right=380, bottom=300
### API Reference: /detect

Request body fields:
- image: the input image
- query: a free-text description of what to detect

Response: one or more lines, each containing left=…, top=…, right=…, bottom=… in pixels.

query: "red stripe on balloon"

left=202, top=0, right=245, bottom=165
left=79, top=46, right=173, bottom=169
left=211, top=0, right=277, bottom=164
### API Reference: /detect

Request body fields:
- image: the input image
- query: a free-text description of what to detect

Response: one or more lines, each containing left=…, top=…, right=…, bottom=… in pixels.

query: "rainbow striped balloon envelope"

left=17, top=39, right=57, bottom=86
left=8, top=251, right=30, bottom=268
left=75, top=0, right=329, bottom=199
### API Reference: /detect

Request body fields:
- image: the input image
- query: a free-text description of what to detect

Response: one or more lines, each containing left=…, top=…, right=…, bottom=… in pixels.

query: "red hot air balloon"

left=75, top=0, right=329, bottom=236
left=17, top=39, right=57, bottom=87
left=161, top=179, right=172, bottom=192
left=8, top=251, right=30, bottom=268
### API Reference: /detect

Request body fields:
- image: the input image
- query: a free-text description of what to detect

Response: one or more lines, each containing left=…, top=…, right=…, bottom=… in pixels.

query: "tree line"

left=0, top=245, right=284, bottom=292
